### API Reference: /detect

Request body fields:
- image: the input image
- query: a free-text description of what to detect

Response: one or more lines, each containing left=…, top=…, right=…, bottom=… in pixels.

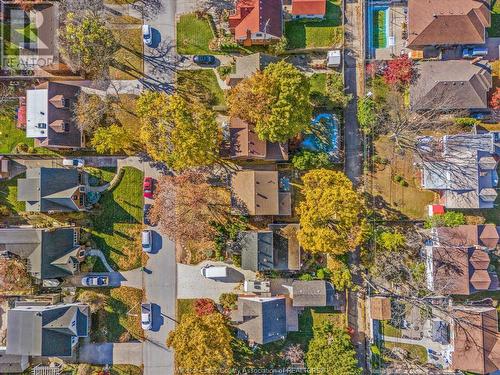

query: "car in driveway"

left=143, top=177, right=154, bottom=199
left=141, top=303, right=152, bottom=330
left=81, top=275, right=109, bottom=287
left=142, top=230, right=152, bottom=252
left=193, top=55, right=216, bottom=65
left=200, top=265, right=228, bottom=279
left=143, top=203, right=153, bottom=226
left=63, top=158, right=85, bottom=168
left=142, top=25, right=153, bottom=46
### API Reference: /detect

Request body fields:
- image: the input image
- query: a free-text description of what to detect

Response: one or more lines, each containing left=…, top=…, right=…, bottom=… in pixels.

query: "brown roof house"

left=231, top=170, right=291, bottom=216
left=291, top=0, right=327, bottom=19
left=237, top=224, right=301, bottom=272
left=229, top=0, right=283, bottom=46
left=229, top=118, right=288, bottom=161
left=424, top=245, right=498, bottom=295
left=417, top=133, right=499, bottom=209
left=410, top=60, right=492, bottom=111
left=231, top=296, right=288, bottom=344
left=226, top=53, right=278, bottom=87
left=26, top=82, right=83, bottom=149
left=432, top=224, right=500, bottom=250
left=17, top=167, right=87, bottom=212
left=370, top=297, right=392, bottom=321
left=451, top=306, right=500, bottom=374
left=407, top=0, right=490, bottom=49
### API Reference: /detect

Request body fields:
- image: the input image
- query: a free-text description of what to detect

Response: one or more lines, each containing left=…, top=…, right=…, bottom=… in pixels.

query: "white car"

left=200, top=265, right=228, bottom=279
left=142, top=25, right=153, bottom=46
left=63, top=158, right=84, bottom=168
left=81, top=276, right=109, bottom=287
left=141, top=303, right=152, bottom=330
left=142, top=230, right=152, bottom=253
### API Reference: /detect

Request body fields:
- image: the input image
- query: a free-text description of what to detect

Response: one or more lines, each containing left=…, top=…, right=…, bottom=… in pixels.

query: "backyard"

left=370, top=137, right=435, bottom=219
left=89, top=166, right=144, bottom=271
left=285, top=0, right=343, bottom=49
left=0, top=110, right=31, bottom=153
left=488, top=0, right=500, bottom=37
left=176, top=13, right=215, bottom=55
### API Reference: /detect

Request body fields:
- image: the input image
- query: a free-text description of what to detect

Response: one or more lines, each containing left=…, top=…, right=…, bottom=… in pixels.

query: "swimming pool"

left=301, top=113, right=339, bottom=160
left=368, top=6, right=390, bottom=50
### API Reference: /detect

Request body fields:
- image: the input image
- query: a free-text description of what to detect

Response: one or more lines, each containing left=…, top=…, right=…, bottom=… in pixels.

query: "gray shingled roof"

left=291, top=280, right=335, bottom=307
left=239, top=231, right=274, bottom=272
left=410, top=60, right=492, bottom=111
left=17, top=168, right=81, bottom=212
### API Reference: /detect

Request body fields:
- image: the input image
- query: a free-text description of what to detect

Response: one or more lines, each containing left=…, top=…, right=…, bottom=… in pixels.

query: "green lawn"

left=176, top=13, right=216, bottom=55
left=177, top=70, right=226, bottom=107
left=380, top=320, right=402, bottom=338
left=89, top=167, right=144, bottom=271
left=176, top=299, right=196, bottom=321
left=285, top=0, right=343, bottom=49
left=0, top=109, right=32, bottom=153
left=110, top=28, right=144, bottom=80
left=384, top=342, right=428, bottom=364
left=310, top=73, right=327, bottom=96
left=85, top=167, right=117, bottom=186
left=489, top=0, right=500, bottom=37
left=0, top=174, right=25, bottom=216
left=372, top=9, right=387, bottom=48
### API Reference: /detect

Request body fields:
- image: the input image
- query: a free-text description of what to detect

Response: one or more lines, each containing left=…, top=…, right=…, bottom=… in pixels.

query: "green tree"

left=59, top=13, right=118, bottom=78
left=325, top=72, right=352, bottom=108
left=424, top=211, right=466, bottom=229
left=137, top=91, right=220, bottom=170
left=292, top=150, right=332, bottom=170
left=166, top=312, right=234, bottom=373
left=228, top=61, right=312, bottom=142
left=357, top=96, right=377, bottom=134
left=306, top=322, right=362, bottom=375
left=327, top=256, right=353, bottom=291
left=377, top=231, right=406, bottom=252
left=297, top=169, right=368, bottom=255
left=91, top=124, right=138, bottom=154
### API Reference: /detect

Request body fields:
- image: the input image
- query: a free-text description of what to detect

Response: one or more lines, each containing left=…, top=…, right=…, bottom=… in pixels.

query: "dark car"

left=144, top=203, right=154, bottom=226
left=193, top=55, right=216, bottom=65
left=143, top=177, right=154, bottom=199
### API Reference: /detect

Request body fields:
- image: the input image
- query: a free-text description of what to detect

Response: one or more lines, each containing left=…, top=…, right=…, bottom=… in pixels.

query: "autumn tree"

left=228, top=60, right=312, bottom=143
left=297, top=169, right=367, bottom=255
left=357, top=96, right=377, bottom=134
left=59, top=13, right=118, bottom=79
left=137, top=91, right=221, bottom=171
left=91, top=124, right=139, bottom=155
left=0, top=259, right=31, bottom=292
left=383, top=55, right=414, bottom=87
left=166, top=312, right=234, bottom=373
left=149, top=171, right=231, bottom=248
left=327, top=256, right=353, bottom=291
left=306, top=322, right=362, bottom=375
left=490, top=87, right=500, bottom=109
left=194, top=298, right=216, bottom=316
left=74, top=92, right=112, bottom=135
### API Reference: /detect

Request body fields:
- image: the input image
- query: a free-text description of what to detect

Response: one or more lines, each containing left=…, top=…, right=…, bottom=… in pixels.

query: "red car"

left=143, top=177, right=154, bottom=199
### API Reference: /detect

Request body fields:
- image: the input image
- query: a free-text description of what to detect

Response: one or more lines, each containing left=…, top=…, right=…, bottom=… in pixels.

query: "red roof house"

left=229, top=0, right=283, bottom=46
left=291, top=0, right=327, bottom=18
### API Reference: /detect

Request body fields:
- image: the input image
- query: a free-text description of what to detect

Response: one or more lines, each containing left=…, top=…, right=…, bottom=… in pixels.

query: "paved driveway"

left=78, top=342, right=142, bottom=366
left=177, top=261, right=256, bottom=300
left=65, top=270, right=142, bottom=288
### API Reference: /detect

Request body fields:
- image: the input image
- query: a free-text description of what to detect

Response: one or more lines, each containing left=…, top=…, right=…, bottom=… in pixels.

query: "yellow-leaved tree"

left=297, top=169, right=367, bottom=255
left=166, top=312, right=235, bottom=373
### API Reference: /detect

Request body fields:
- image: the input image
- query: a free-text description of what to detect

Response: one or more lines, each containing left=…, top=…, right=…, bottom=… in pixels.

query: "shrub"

left=194, top=298, right=216, bottom=316
left=424, top=211, right=466, bottom=228
left=15, top=142, right=29, bottom=153
left=316, top=267, right=331, bottom=280
left=453, top=117, right=480, bottom=127
left=357, top=96, right=377, bottom=134
left=0, top=206, right=10, bottom=217
left=231, top=253, right=241, bottom=267
left=219, top=293, right=238, bottom=310
left=299, top=273, right=315, bottom=281
left=292, top=150, right=332, bottom=170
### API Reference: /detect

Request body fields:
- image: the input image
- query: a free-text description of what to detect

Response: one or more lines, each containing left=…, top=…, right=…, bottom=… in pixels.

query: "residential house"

left=226, top=53, right=278, bottom=87
left=229, top=117, right=288, bottom=161
left=229, top=0, right=283, bottom=46
left=231, top=170, right=291, bottom=216
left=26, top=81, right=83, bottom=149
left=0, top=349, right=29, bottom=374
left=291, top=0, right=327, bottom=18
left=424, top=245, right=498, bottom=295
left=0, top=156, right=9, bottom=179
left=416, top=133, right=499, bottom=209
left=6, top=303, right=90, bottom=357
left=0, top=227, right=85, bottom=282
left=407, top=0, right=490, bottom=50
left=17, top=167, right=87, bottom=212
left=410, top=60, right=492, bottom=111
left=237, top=224, right=300, bottom=272
left=431, top=224, right=500, bottom=250
left=290, top=280, right=336, bottom=307
left=231, top=296, right=287, bottom=344
left=451, top=306, right=500, bottom=374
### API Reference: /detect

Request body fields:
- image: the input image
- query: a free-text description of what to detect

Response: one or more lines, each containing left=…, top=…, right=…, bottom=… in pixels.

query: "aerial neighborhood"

left=3, top=0, right=500, bottom=374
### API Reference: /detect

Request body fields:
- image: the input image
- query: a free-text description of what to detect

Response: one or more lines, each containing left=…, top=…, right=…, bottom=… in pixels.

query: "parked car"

left=141, top=303, right=152, bottom=330
left=193, top=55, right=216, bottom=65
left=143, top=177, right=154, bottom=199
left=143, top=203, right=153, bottom=226
left=63, top=158, right=84, bottom=168
left=200, top=265, right=227, bottom=279
left=142, top=25, right=153, bottom=46
left=462, top=46, right=488, bottom=59
left=142, top=230, right=152, bottom=252
left=81, top=275, right=109, bottom=287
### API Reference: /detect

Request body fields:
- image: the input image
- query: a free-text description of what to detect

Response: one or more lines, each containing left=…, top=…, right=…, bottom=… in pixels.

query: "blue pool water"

left=301, top=113, right=339, bottom=160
